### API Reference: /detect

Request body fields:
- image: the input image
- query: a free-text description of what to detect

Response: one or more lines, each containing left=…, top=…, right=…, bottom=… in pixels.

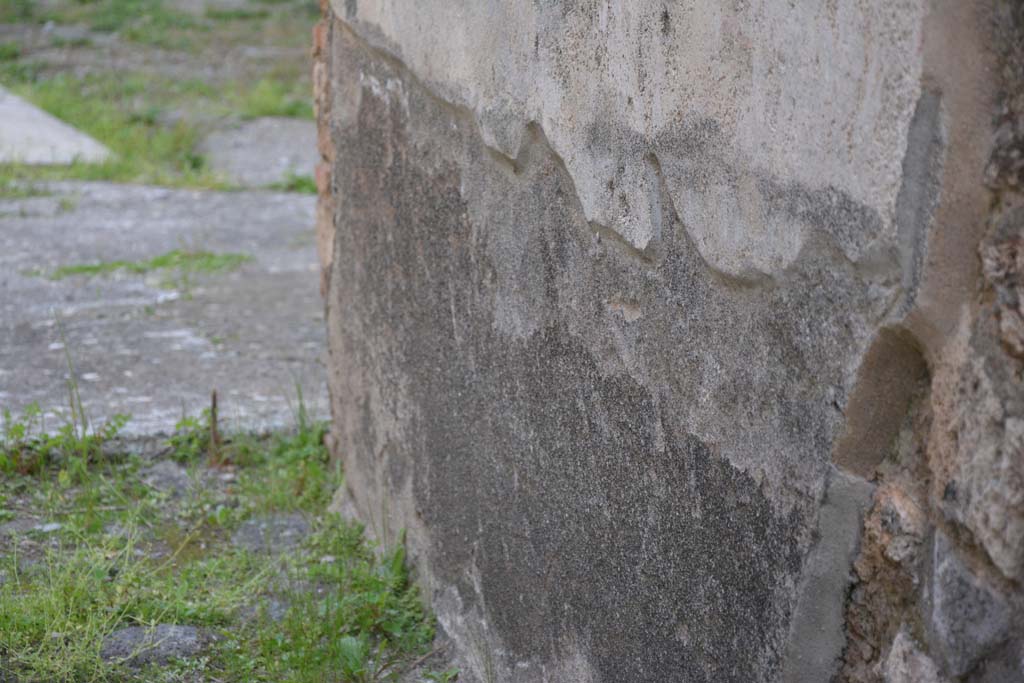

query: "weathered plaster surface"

left=316, top=1, right=1023, bottom=681
left=321, top=19, right=876, bottom=682
left=329, top=0, right=924, bottom=279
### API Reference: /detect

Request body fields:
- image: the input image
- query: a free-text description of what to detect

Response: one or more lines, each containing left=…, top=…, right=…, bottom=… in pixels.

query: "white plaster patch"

left=336, top=0, right=926, bottom=276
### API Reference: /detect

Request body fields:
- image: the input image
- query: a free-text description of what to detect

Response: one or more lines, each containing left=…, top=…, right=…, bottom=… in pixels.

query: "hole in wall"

left=832, top=327, right=930, bottom=479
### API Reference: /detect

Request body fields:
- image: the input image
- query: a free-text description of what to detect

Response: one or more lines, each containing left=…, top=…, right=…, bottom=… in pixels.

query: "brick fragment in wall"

left=316, top=111, right=335, bottom=164
left=313, top=6, right=336, bottom=299
left=313, top=60, right=330, bottom=125
left=315, top=163, right=335, bottom=297
left=312, top=20, right=327, bottom=58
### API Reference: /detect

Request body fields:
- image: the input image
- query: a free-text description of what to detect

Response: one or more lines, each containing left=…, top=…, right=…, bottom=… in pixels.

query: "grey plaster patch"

left=0, top=181, right=327, bottom=435
left=780, top=468, right=875, bottom=683
left=0, top=86, right=111, bottom=165
left=199, top=117, right=318, bottom=187
left=894, top=90, right=946, bottom=312
left=231, top=513, right=310, bottom=553
left=100, top=624, right=212, bottom=667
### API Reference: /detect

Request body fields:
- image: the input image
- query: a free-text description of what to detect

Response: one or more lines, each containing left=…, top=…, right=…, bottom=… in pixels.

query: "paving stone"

left=238, top=595, right=289, bottom=624
left=100, top=624, right=213, bottom=668
left=0, top=181, right=326, bottom=435
left=231, top=513, right=310, bottom=553
left=0, top=86, right=110, bottom=165
left=140, top=461, right=192, bottom=497
left=199, top=117, right=318, bottom=187
left=0, top=517, right=38, bottom=538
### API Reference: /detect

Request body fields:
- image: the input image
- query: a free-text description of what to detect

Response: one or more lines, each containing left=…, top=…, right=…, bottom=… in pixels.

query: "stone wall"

left=313, top=2, right=1023, bottom=680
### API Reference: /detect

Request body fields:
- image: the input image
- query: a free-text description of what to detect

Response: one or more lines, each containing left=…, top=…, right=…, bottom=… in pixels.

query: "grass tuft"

left=2, top=73, right=225, bottom=189
left=1, top=400, right=128, bottom=480
left=206, top=7, right=271, bottom=21
left=269, top=172, right=317, bottom=194
left=50, top=249, right=250, bottom=280
left=0, top=180, right=50, bottom=199
left=0, top=42, right=20, bottom=61
left=0, top=0, right=33, bottom=23
left=0, top=393, right=439, bottom=681
left=236, top=78, right=313, bottom=120
left=38, top=0, right=202, bottom=50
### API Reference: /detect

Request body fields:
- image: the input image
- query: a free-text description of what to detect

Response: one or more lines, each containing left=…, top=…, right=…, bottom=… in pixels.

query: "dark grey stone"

left=969, top=639, right=1024, bottom=683
left=140, top=460, right=192, bottom=497
left=0, top=517, right=37, bottom=538
left=231, top=513, right=310, bottom=554
left=238, top=596, right=290, bottom=624
left=100, top=624, right=211, bottom=668
left=927, top=532, right=1011, bottom=677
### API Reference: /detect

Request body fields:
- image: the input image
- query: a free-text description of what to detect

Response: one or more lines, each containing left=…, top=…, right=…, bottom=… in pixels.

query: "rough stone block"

left=926, top=532, right=1011, bottom=677
left=100, top=625, right=214, bottom=668
left=881, top=627, right=946, bottom=683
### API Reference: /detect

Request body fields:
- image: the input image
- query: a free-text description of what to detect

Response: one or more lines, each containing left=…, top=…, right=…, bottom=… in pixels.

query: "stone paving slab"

left=100, top=625, right=215, bottom=668
left=0, top=86, right=111, bottom=164
left=199, top=117, right=318, bottom=187
left=0, top=181, right=326, bottom=436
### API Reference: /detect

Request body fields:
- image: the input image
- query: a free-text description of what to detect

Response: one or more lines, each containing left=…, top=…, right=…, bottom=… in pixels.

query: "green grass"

left=206, top=7, right=271, bottom=21
left=49, top=249, right=251, bottom=280
left=11, top=0, right=319, bottom=48
left=235, top=78, right=314, bottom=120
left=0, top=69, right=313, bottom=190
left=35, top=0, right=201, bottom=50
left=0, top=0, right=33, bottom=23
left=0, top=73, right=224, bottom=189
left=0, top=0, right=317, bottom=190
left=0, top=180, right=50, bottom=199
left=270, top=172, right=317, bottom=194
left=0, top=42, right=20, bottom=61
left=1, top=401, right=128, bottom=480
left=0, top=401, right=441, bottom=682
